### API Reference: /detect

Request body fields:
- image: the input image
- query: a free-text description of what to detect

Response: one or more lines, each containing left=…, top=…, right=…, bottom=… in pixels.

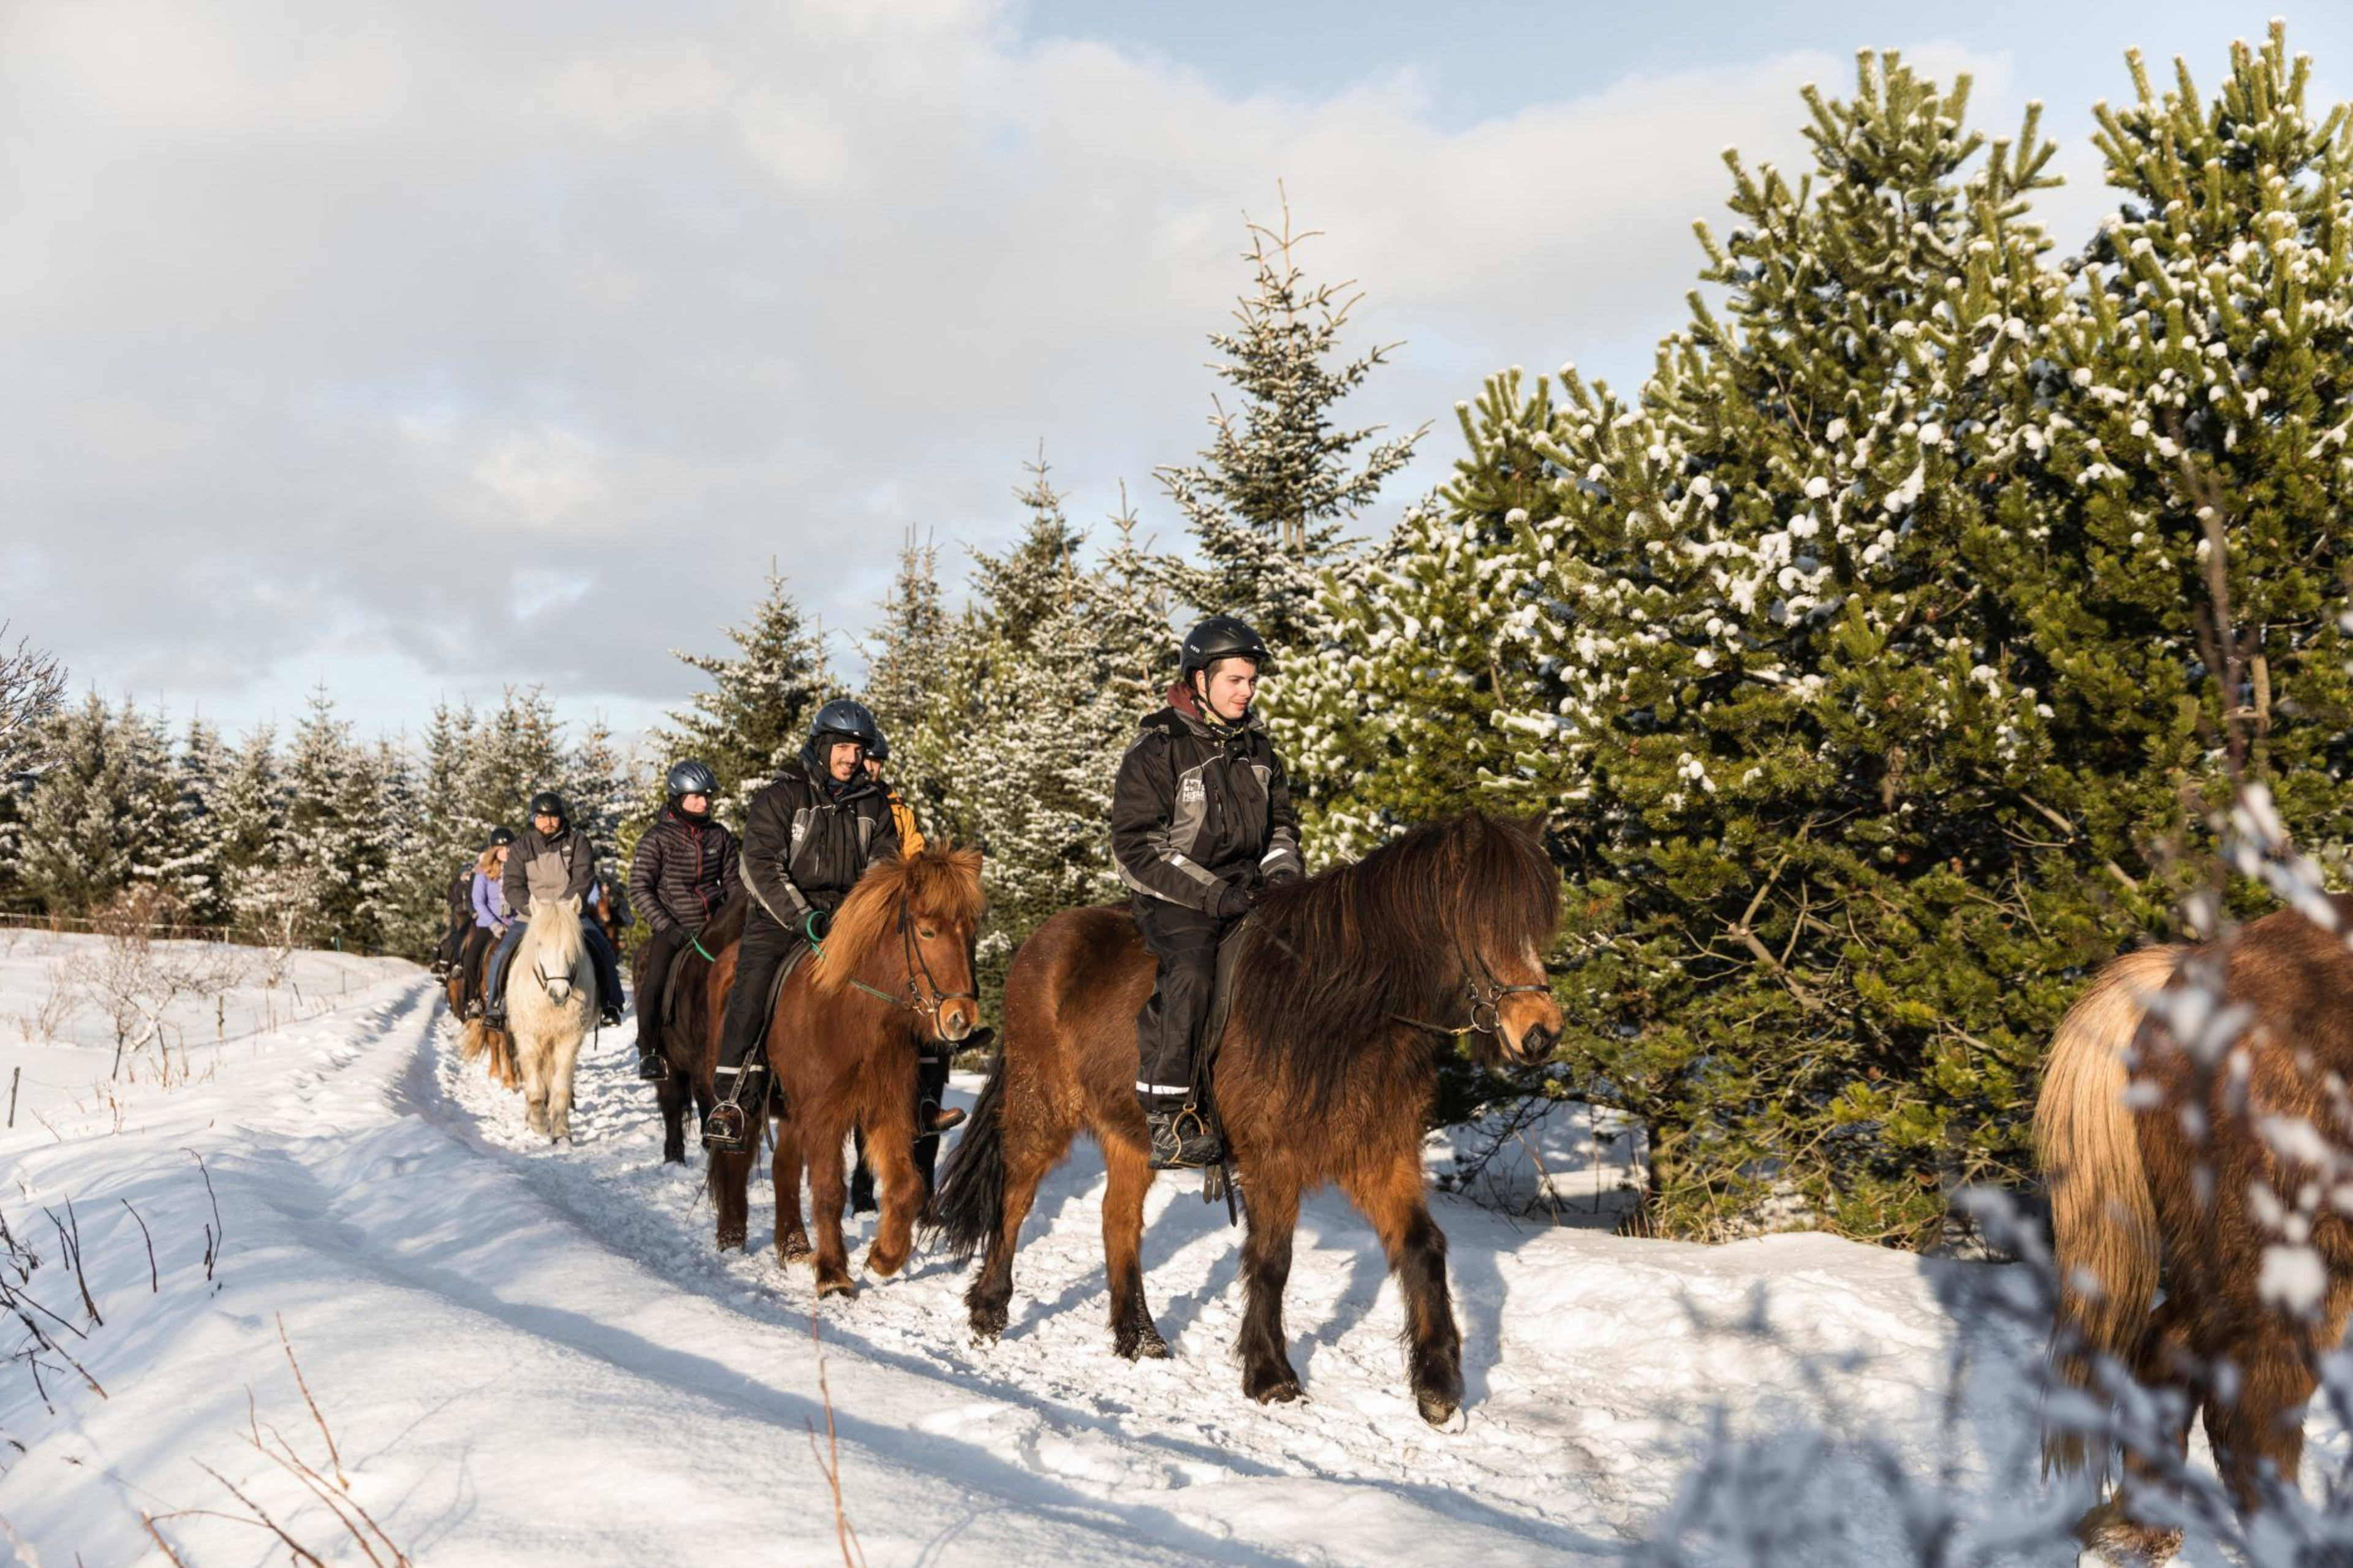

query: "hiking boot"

left=635, top=1050, right=668, bottom=1083
left=703, top=1101, right=751, bottom=1152
left=924, top=1105, right=968, bottom=1135
left=484, top=1005, right=506, bottom=1031
left=463, top=998, right=483, bottom=1020
left=1145, top=1107, right=1222, bottom=1170
left=599, top=1003, right=625, bottom=1028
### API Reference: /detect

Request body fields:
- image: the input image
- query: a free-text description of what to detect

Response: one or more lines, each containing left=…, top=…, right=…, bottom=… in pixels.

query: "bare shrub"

left=64, top=887, right=244, bottom=1080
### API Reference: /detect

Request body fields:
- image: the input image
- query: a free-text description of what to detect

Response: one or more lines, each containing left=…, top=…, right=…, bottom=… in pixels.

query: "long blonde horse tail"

left=2036, top=943, right=2183, bottom=1479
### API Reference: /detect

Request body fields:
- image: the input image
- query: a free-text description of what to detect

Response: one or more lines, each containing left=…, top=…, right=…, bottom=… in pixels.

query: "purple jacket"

left=472, top=871, right=511, bottom=931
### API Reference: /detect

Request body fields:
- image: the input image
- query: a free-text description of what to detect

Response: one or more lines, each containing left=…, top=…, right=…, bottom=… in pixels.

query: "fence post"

left=7, top=1066, right=18, bottom=1129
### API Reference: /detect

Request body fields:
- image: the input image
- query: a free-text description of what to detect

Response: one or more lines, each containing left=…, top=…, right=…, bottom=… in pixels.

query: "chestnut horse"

left=2039, top=895, right=2353, bottom=1564
left=701, top=846, right=984, bottom=1293
left=930, top=811, right=1561, bottom=1425
left=451, top=929, right=519, bottom=1091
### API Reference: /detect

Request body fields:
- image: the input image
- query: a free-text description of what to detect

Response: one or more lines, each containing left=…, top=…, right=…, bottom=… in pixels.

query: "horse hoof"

left=779, top=1234, right=813, bottom=1261
left=1115, top=1327, right=1170, bottom=1362
left=816, top=1274, right=858, bottom=1300
left=1416, top=1388, right=1461, bottom=1428
left=717, top=1227, right=747, bottom=1252
left=968, top=1303, right=1008, bottom=1343
left=865, top=1244, right=906, bottom=1279
left=1245, top=1369, right=1303, bottom=1405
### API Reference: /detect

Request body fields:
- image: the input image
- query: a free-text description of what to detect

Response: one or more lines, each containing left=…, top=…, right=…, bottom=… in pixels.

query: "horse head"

left=816, top=846, right=987, bottom=1043
left=529, top=895, right=586, bottom=1004
left=1459, top=814, right=1563, bottom=1063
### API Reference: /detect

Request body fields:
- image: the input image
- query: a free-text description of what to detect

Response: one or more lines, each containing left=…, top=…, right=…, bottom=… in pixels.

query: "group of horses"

left=436, top=806, right=2353, bottom=1559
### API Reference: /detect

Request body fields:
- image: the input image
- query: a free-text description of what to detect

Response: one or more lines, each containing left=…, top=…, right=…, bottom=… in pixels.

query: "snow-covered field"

left=0, top=932, right=2200, bottom=1565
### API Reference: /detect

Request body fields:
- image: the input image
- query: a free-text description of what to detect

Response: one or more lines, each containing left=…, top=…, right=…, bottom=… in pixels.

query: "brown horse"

left=702, top=846, right=984, bottom=1292
left=2039, top=895, right=2353, bottom=1563
left=449, top=925, right=520, bottom=1091
left=930, top=811, right=1561, bottom=1425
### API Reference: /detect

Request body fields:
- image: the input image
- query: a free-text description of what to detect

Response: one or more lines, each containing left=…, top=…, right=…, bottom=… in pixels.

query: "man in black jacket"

left=1110, top=615, right=1304, bottom=1169
left=484, top=790, right=626, bottom=1028
left=626, top=760, right=740, bottom=1082
left=703, top=700, right=900, bottom=1153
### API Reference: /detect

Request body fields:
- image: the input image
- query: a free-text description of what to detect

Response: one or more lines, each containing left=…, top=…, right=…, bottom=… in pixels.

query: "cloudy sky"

left=7, top=1, right=2348, bottom=746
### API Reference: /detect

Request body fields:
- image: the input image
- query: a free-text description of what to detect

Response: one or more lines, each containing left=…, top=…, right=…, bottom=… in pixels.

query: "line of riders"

left=430, top=614, right=1297, bottom=1173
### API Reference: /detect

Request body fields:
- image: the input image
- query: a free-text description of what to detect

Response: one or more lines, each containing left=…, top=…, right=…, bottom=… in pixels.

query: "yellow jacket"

left=885, top=786, right=925, bottom=856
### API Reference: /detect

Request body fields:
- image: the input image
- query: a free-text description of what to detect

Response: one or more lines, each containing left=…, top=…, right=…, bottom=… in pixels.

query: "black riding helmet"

left=665, top=759, right=718, bottom=800
left=806, top=698, right=882, bottom=754
left=528, top=789, right=567, bottom=824
left=487, top=826, right=516, bottom=849
left=1179, top=615, right=1271, bottom=682
left=866, top=730, right=890, bottom=764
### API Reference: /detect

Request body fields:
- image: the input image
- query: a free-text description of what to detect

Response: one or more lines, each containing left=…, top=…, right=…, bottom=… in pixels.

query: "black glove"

left=1211, top=882, right=1254, bottom=920
left=1265, top=866, right=1303, bottom=890
left=803, top=907, right=833, bottom=942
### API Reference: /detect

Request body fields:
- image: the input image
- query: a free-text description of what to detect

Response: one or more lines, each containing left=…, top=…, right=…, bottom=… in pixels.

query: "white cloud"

left=0, top=1, right=2024, bottom=737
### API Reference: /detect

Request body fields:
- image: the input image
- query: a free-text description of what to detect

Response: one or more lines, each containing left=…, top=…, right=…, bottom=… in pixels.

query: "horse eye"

left=919, top=927, right=938, bottom=941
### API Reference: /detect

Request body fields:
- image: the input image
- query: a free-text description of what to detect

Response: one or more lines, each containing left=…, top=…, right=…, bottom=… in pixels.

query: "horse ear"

left=564, top=895, right=582, bottom=916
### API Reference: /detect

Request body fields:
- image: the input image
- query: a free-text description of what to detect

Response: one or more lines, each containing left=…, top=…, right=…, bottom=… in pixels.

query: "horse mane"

left=813, top=845, right=985, bottom=996
left=524, top=896, right=585, bottom=968
left=1230, top=812, right=1559, bottom=1113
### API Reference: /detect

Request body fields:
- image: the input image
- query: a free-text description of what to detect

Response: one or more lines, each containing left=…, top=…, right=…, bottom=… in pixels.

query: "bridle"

left=824, top=895, right=977, bottom=1037
left=1392, top=942, right=1550, bottom=1039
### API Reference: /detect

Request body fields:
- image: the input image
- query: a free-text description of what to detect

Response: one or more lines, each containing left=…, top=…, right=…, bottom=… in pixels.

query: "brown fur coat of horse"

left=2039, top=895, right=2353, bottom=1562
left=691, top=846, right=983, bottom=1292
left=931, top=811, right=1561, bottom=1425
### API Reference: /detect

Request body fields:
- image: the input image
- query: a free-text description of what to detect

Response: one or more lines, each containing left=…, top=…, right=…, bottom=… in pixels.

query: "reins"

left=1257, top=917, right=1544, bottom=1039
left=809, top=893, right=978, bottom=1032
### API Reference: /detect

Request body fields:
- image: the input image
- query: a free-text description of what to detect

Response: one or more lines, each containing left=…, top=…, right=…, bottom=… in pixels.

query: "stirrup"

left=1146, top=1105, right=1222, bottom=1170
left=635, top=1051, right=668, bottom=1082
left=702, top=1100, right=751, bottom=1152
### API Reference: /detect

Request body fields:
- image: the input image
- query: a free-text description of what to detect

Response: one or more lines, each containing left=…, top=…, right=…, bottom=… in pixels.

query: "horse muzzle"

left=1509, top=1021, right=1559, bottom=1061
left=937, top=1005, right=977, bottom=1044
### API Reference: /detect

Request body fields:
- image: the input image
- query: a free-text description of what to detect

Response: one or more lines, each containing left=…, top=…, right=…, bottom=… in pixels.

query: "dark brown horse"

left=699, top=846, right=984, bottom=1292
left=449, top=925, right=519, bottom=1091
left=634, top=897, right=737, bottom=1166
left=2039, top=896, right=2353, bottom=1563
left=930, top=811, right=1561, bottom=1424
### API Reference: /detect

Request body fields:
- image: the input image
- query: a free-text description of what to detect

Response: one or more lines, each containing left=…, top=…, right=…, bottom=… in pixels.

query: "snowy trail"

left=0, top=949, right=2087, bottom=1564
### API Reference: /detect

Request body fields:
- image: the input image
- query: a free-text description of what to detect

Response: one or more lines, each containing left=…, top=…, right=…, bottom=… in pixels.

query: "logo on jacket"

left=1177, top=776, right=1206, bottom=806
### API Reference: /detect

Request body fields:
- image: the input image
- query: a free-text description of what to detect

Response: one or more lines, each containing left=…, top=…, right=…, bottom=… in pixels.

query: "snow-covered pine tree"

left=654, top=572, right=830, bottom=829
left=115, top=701, right=181, bottom=892
left=215, top=724, right=285, bottom=901
left=280, top=685, right=373, bottom=946
left=1485, top=55, right=2083, bottom=1241
left=462, top=687, right=566, bottom=838
left=861, top=533, right=963, bottom=846
left=17, top=695, right=142, bottom=914
left=345, top=736, right=411, bottom=950
left=564, top=715, right=635, bottom=900
left=382, top=699, right=484, bottom=956
left=2010, top=24, right=2353, bottom=900
left=162, top=715, right=235, bottom=923
left=1157, top=197, right=1423, bottom=653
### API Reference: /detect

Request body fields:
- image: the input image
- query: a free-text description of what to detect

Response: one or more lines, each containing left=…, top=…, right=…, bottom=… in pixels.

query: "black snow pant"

left=635, top=925, right=692, bottom=1061
left=1133, top=896, right=1235, bottom=1115
left=434, top=913, right=469, bottom=972
left=714, top=909, right=807, bottom=1104
left=457, top=926, right=498, bottom=1013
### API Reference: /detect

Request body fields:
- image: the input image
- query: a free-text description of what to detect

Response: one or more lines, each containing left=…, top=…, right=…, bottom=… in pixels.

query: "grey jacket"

left=503, top=822, right=597, bottom=914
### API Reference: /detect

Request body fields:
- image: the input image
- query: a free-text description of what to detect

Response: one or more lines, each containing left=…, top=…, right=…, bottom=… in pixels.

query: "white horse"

left=508, top=895, right=596, bottom=1141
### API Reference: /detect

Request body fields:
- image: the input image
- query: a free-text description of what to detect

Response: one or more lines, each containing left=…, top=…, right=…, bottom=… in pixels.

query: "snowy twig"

left=276, top=1313, right=347, bottom=1488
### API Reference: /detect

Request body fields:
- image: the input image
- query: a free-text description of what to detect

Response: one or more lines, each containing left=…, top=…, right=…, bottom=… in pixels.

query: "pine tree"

left=463, top=687, right=566, bottom=835
left=163, top=716, right=235, bottom=923
left=17, top=695, right=140, bottom=912
left=1158, top=196, right=1423, bottom=650
left=281, top=685, right=372, bottom=945
left=216, top=725, right=285, bottom=895
left=656, top=572, right=830, bottom=828
left=862, top=532, right=962, bottom=843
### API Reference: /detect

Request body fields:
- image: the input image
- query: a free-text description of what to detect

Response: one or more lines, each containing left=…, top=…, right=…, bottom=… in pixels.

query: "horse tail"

left=925, top=1045, right=1009, bottom=1264
left=2036, top=943, right=2182, bottom=1479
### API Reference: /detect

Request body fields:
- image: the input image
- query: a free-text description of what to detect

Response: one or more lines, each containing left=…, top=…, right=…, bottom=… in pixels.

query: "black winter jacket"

left=740, top=757, right=899, bottom=930
left=1110, top=689, right=1303, bottom=912
left=503, top=822, right=598, bottom=915
left=627, top=808, right=741, bottom=936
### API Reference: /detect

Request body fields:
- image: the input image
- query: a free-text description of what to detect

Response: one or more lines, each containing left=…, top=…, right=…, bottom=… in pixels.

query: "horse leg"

left=545, top=1020, right=583, bottom=1142
left=2204, top=1322, right=2330, bottom=1521
left=518, top=1032, right=550, bottom=1136
left=2078, top=1297, right=2196, bottom=1566
left=808, top=1114, right=857, bottom=1298
left=1236, top=1172, right=1303, bottom=1404
left=1102, top=1136, right=1167, bottom=1360
left=863, top=1117, right=923, bottom=1279
left=657, top=1070, right=689, bottom=1165
left=966, top=1138, right=1060, bottom=1343
left=709, top=1109, right=759, bottom=1253
left=773, top=1114, right=811, bottom=1262
left=1341, top=1156, right=1463, bottom=1427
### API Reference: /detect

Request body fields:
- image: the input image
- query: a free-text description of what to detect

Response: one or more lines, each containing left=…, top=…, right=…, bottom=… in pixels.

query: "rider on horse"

left=1111, top=615, right=1303, bottom=1170
left=483, top=790, right=627, bottom=1031
left=703, top=699, right=900, bottom=1153
left=455, top=827, right=515, bottom=1017
left=863, top=733, right=926, bottom=857
left=624, top=759, right=741, bottom=1083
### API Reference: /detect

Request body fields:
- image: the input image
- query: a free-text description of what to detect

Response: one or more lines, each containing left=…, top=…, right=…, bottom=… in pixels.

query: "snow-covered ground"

left=0, top=933, right=2199, bottom=1565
